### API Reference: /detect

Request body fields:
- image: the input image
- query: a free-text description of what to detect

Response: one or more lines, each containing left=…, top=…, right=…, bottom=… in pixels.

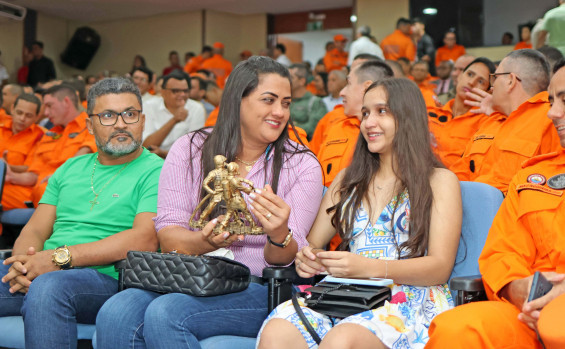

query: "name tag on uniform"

left=325, top=138, right=348, bottom=146
left=473, top=134, right=494, bottom=141
left=516, top=183, right=563, bottom=196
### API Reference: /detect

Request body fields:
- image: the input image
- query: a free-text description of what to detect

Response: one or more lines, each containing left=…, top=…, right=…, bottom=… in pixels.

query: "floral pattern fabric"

left=257, top=191, right=454, bottom=348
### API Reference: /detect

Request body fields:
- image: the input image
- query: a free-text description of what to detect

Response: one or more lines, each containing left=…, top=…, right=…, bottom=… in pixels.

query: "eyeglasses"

left=163, top=88, right=189, bottom=95
left=132, top=76, right=148, bottom=83
left=89, top=109, right=141, bottom=126
left=489, top=72, right=522, bottom=86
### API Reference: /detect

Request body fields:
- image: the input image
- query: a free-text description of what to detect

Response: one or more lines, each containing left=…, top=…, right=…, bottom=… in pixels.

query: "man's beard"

left=95, top=130, right=141, bottom=157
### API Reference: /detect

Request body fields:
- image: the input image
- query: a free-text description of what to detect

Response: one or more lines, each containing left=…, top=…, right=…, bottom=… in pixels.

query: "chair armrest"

left=114, top=259, right=127, bottom=292
left=0, top=249, right=13, bottom=259
left=450, top=275, right=484, bottom=292
left=263, top=266, right=316, bottom=313
left=450, top=275, right=487, bottom=306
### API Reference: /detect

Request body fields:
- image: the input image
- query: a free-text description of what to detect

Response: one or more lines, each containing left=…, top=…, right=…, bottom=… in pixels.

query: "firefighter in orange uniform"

left=0, top=94, right=44, bottom=210
left=427, top=60, right=565, bottom=349
left=2, top=85, right=96, bottom=209
left=427, top=57, right=495, bottom=169
left=323, top=35, right=348, bottom=72
left=184, top=46, right=213, bottom=74
left=450, top=49, right=561, bottom=195
left=380, top=18, right=416, bottom=61
left=201, top=42, right=233, bottom=89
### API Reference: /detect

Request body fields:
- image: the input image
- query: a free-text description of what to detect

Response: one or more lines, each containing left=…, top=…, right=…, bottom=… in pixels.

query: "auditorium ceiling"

left=8, top=0, right=352, bottom=22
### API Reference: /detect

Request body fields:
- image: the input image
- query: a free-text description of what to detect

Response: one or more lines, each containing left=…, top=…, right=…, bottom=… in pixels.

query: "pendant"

left=245, top=165, right=252, bottom=172
left=90, top=194, right=99, bottom=210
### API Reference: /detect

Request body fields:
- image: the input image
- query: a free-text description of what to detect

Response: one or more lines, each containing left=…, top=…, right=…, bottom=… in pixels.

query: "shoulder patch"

left=521, top=151, right=560, bottom=169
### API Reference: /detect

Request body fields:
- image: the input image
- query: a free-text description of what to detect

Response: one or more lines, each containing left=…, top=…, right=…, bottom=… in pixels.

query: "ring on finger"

left=265, top=212, right=272, bottom=220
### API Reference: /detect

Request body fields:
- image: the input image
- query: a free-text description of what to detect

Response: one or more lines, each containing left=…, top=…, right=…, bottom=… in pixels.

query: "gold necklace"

left=90, top=155, right=131, bottom=210
left=235, top=156, right=258, bottom=172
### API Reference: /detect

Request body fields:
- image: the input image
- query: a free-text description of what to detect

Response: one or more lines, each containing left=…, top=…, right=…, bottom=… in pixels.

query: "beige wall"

left=32, top=10, right=265, bottom=79
left=70, top=11, right=202, bottom=77
left=467, top=45, right=513, bottom=62
left=36, top=13, right=78, bottom=79
left=205, top=10, right=267, bottom=64
left=355, top=0, right=410, bottom=43
left=34, top=11, right=203, bottom=79
left=0, top=20, right=24, bottom=83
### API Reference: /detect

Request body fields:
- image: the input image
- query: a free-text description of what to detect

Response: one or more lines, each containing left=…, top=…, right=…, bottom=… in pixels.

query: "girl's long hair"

left=329, top=78, right=442, bottom=258
left=189, top=56, right=310, bottom=209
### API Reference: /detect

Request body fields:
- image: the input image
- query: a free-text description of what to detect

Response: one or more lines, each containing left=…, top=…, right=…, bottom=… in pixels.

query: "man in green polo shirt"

left=0, top=77, right=162, bottom=348
left=289, top=63, right=327, bottom=139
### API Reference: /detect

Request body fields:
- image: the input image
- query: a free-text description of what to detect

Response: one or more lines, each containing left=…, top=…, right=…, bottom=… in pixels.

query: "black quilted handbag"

left=123, top=251, right=251, bottom=296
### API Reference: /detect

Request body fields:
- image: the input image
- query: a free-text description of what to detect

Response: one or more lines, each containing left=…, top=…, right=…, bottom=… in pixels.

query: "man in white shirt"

left=274, top=44, right=292, bottom=67
left=322, top=70, right=346, bottom=111
left=142, top=71, right=205, bottom=157
left=131, top=67, right=157, bottom=105
left=347, top=25, right=384, bottom=66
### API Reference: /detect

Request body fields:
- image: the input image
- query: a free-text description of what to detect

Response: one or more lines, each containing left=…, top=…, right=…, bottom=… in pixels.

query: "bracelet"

left=267, top=230, right=293, bottom=248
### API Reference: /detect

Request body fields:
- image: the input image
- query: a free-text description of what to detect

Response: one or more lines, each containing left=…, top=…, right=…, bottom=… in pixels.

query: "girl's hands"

left=316, top=251, right=370, bottom=278
left=295, top=246, right=326, bottom=278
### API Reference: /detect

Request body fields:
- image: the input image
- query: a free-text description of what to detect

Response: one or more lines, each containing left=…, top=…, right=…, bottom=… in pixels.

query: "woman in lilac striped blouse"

left=96, top=56, right=323, bottom=348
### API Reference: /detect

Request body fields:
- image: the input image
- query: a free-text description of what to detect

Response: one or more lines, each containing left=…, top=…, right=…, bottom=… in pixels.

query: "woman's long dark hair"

left=329, top=78, right=442, bottom=258
left=189, top=56, right=310, bottom=205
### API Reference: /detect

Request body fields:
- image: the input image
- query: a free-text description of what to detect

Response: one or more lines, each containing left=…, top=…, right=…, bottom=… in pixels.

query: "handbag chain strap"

left=292, top=292, right=322, bottom=345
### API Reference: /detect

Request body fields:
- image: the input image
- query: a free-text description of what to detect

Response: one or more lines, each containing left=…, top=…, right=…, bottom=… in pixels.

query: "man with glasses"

left=0, top=77, right=162, bottom=348
left=1, top=84, right=97, bottom=209
left=450, top=49, right=561, bottom=194
left=142, top=70, right=205, bottom=158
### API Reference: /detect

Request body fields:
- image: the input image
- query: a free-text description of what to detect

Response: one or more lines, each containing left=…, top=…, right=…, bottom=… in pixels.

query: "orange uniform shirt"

left=0, top=119, right=44, bottom=166
left=380, top=29, right=416, bottom=61
left=26, top=112, right=96, bottom=206
left=323, top=48, right=348, bottom=72
left=201, top=54, right=233, bottom=88
left=451, top=92, right=561, bottom=194
left=0, top=108, right=9, bottom=122
left=184, top=55, right=205, bottom=74
left=435, top=44, right=466, bottom=66
left=315, top=114, right=360, bottom=250
left=419, top=86, right=438, bottom=108
left=480, top=149, right=565, bottom=301
left=513, top=41, right=532, bottom=50
left=203, top=106, right=309, bottom=148
left=0, top=120, right=45, bottom=211
left=204, top=106, right=219, bottom=127
left=288, top=125, right=310, bottom=149
left=310, top=106, right=346, bottom=155
left=427, top=100, right=489, bottom=169
left=427, top=150, right=565, bottom=349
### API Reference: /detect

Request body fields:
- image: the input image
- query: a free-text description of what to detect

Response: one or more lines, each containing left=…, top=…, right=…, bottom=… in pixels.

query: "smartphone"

left=527, top=271, right=553, bottom=303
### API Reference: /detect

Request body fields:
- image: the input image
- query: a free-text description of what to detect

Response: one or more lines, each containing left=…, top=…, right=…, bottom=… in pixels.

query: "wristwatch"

left=267, top=230, right=293, bottom=248
left=52, top=245, right=73, bottom=269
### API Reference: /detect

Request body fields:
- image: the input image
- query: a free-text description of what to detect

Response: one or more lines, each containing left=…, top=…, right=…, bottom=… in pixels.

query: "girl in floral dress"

left=258, top=78, right=462, bottom=349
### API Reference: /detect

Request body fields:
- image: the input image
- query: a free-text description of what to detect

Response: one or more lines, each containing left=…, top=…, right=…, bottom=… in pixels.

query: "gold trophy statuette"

left=189, top=155, right=264, bottom=235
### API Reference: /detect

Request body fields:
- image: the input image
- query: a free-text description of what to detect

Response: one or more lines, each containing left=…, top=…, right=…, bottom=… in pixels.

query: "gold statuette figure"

left=189, top=156, right=264, bottom=235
